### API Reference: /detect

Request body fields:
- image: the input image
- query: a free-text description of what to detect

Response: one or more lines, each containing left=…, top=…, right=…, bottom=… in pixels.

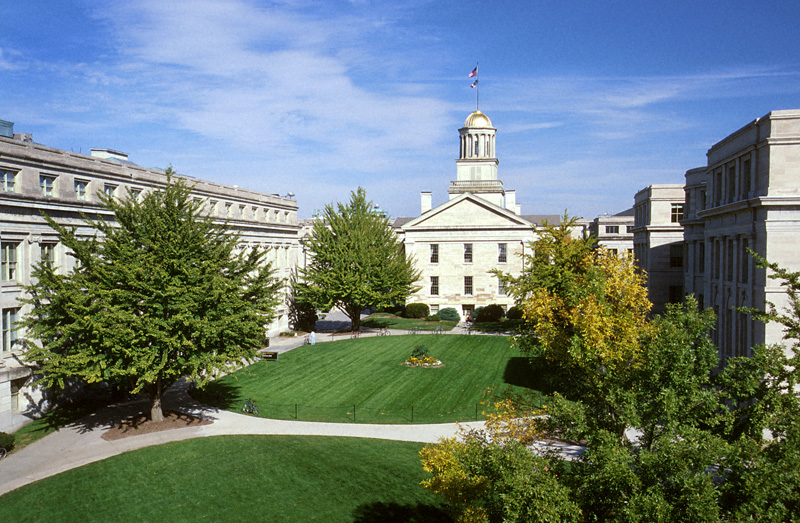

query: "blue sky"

left=2, top=1, right=799, bottom=219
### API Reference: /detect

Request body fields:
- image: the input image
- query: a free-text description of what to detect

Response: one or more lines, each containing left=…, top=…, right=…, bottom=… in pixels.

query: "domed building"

left=395, top=110, right=562, bottom=321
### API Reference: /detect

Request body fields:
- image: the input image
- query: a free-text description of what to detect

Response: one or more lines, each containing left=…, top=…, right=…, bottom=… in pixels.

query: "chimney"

left=505, top=190, right=516, bottom=214
left=421, top=191, right=432, bottom=214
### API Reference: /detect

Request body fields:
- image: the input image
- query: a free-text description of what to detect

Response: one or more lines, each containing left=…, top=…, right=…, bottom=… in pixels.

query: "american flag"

left=469, top=66, right=478, bottom=78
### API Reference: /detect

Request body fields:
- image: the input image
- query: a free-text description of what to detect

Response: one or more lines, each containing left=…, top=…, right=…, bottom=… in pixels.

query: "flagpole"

left=468, top=62, right=479, bottom=111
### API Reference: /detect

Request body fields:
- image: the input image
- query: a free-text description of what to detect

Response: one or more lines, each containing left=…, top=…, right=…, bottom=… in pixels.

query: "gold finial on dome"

left=464, top=110, right=493, bottom=128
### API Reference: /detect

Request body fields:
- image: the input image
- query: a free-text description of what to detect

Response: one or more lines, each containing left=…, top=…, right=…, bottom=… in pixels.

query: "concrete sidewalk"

left=0, top=322, right=555, bottom=497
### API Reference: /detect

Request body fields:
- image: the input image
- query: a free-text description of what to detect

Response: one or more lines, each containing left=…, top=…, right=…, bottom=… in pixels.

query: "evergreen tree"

left=22, top=172, right=281, bottom=421
left=300, top=187, right=420, bottom=331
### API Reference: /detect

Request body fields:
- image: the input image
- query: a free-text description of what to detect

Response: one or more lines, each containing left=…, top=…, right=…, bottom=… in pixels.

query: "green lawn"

left=0, top=435, right=451, bottom=522
left=361, top=313, right=457, bottom=332
left=470, top=318, right=524, bottom=333
left=195, top=334, right=543, bottom=424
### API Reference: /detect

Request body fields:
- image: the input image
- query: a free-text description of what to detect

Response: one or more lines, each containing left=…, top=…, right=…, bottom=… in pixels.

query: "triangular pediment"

left=402, top=193, right=533, bottom=229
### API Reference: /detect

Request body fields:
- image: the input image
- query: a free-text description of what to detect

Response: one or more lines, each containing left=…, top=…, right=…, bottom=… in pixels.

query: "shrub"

left=425, top=314, right=441, bottom=322
left=473, top=307, right=484, bottom=322
left=476, top=304, right=505, bottom=323
left=404, top=303, right=430, bottom=319
left=0, top=431, right=14, bottom=451
left=506, top=305, right=524, bottom=320
left=411, top=345, right=429, bottom=359
left=438, top=307, right=460, bottom=322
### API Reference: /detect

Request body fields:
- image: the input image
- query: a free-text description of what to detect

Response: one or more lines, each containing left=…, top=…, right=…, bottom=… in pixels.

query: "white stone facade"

left=397, top=110, right=562, bottom=320
left=0, top=121, right=300, bottom=432
left=683, top=110, right=800, bottom=359
left=633, top=184, right=686, bottom=314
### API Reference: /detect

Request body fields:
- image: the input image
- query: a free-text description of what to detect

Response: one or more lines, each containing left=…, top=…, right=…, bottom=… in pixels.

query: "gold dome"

left=464, top=110, right=493, bottom=128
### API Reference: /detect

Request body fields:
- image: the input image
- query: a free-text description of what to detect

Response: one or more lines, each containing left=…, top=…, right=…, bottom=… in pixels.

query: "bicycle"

left=242, top=398, right=259, bottom=416
left=0, top=446, right=7, bottom=459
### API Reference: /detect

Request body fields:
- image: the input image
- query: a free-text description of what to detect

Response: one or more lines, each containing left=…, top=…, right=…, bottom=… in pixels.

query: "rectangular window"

left=605, top=225, right=619, bottom=234
left=498, top=279, right=506, bottom=296
left=430, top=276, right=439, bottom=296
left=668, top=285, right=683, bottom=304
left=669, top=244, right=683, bottom=268
left=2, top=308, right=20, bottom=355
left=609, top=248, right=618, bottom=256
left=742, top=158, right=751, bottom=197
left=670, top=203, right=684, bottom=223
left=225, top=203, right=233, bottom=218
left=727, top=164, right=736, bottom=202
left=700, top=189, right=707, bottom=210
left=41, top=243, right=56, bottom=266
left=129, top=188, right=142, bottom=201
left=498, top=243, right=507, bottom=263
left=430, top=244, right=439, bottom=263
left=714, top=170, right=722, bottom=206
left=40, top=175, right=56, bottom=197
left=464, top=276, right=473, bottom=295
left=1, top=169, right=17, bottom=192
left=430, top=304, right=439, bottom=315
left=74, top=179, right=88, bottom=201
left=626, top=225, right=634, bottom=233
left=463, top=243, right=472, bottom=263
left=699, top=242, right=706, bottom=273
left=1, top=242, right=19, bottom=282
left=740, top=238, right=749, bottom=283
left=103, top=184, right=117, bottom=198
left=726, top=239, right=734, bottom=281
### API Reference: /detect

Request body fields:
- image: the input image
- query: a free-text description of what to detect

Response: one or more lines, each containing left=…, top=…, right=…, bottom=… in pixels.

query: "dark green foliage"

left=21, top=172, right=281, bottom=421
left=425, top=314, right=440, bottom=322
left=475, top=304, right=504, bottom=323
left=505, top=305, right=523, bottom=320
left=0, top=431, right=14, bottom=450
left=404, top=303, right=429, bottom=319
left=411, top=345, right=429, bottom=359
left=300, top=188, right=420, bottom=331
left=437, top=307, right=460, bottom=322
left=287, top=273, right=318, bottom=331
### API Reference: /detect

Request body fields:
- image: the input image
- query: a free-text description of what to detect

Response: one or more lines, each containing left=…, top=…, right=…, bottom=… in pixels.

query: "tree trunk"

left=343, top=304, right=362, bottom=332
left=150, top=376, right=164, bottom=422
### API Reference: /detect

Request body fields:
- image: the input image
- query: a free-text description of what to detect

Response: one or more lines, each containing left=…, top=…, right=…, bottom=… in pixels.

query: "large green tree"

left=299, top=187, right=420, bottom=331
left=22, top=172, right=282, bottom=421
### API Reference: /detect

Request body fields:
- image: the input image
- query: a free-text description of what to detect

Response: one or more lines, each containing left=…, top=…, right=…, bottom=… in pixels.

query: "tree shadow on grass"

left=190, top=380, right=242, bottom=411
left=352, top=502, right=453, bottom=523
left=361, top=318, right=391, bottom=329
left=503, top=357, right=567, bottom=397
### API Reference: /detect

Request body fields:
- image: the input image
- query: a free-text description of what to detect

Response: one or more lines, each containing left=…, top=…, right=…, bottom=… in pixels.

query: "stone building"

left=396, top=111, right=560, bottom=320
left=0, top=119, right=300, bottom=432
left=588, top=209, right=635, bottom=255
left=682, top=110, right=800, bottom=359
left=632, top=184, right=686, bottom=314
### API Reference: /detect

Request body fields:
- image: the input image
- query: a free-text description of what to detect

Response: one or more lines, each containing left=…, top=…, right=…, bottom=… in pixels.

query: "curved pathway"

left=0, top=321, right=583, bottom=497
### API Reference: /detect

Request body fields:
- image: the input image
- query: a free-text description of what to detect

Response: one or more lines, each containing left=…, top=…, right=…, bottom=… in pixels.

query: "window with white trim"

left=498, top=243, right=507, bottom=263
left=74, top=179, right=89, bottom=201
left=430, top=276, right=439, bottom=296
left=41, top=243, right=56, bottom=266
left=1, top=169, right=17, bottom=192
left=463, top=243, right=472, bottom=263
left=103, top=184, right=117, bottom=198
left=464, top=276, right=473, bottom=295
left=430, top=244, right=439, bottom=264
left=2, top=307, right=20, bottom=355
left=1, top=242, right=19, bottom=282
left=498, top=279, right=506, bottom=296
left=40, top=174, right=56, bottom=197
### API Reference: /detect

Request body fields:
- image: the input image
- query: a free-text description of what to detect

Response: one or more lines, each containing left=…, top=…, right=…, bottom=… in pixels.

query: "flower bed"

left=403, top=355, right=444, bottom=368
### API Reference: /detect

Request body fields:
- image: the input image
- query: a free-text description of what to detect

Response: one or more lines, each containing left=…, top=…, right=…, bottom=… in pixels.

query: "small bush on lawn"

left=438, top=307, right=460, bottom=322
left=411, top=345, right=429, bottom=359
left=0, top=431, right=15, bottom=451
left=476, top=304, right=505, bottom=323
left=506, top=305, right=524, bottom=320
left=404, top=303, right=430, bottom=319
left=425, top=314, right=441, bottom=322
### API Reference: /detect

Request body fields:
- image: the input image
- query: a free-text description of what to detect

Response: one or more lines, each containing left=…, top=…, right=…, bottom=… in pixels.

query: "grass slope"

left=0, top=435, right=450, bottom=522
left=361, top=313, right=457, bottom=331
left=196, top=334, right=542, bottom=424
